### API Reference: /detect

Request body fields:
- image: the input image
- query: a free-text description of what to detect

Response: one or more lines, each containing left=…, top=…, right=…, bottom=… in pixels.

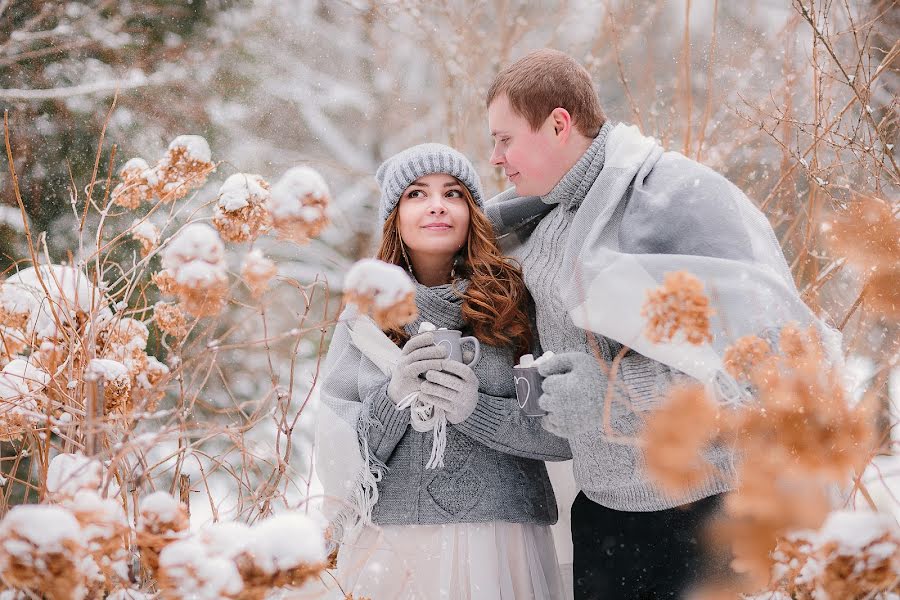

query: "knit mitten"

left=387, top=333, right=447, bottom=406
left=421, top=360, right=479, bottom=424
left=537, top=351, right=608, bottom=437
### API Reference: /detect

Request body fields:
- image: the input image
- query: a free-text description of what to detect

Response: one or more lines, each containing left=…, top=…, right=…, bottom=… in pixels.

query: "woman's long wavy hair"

left=376, top=181, right=532, bottom=357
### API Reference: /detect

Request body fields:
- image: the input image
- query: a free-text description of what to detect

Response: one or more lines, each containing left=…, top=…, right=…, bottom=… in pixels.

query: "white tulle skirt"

left=333, top=522, right=565, bottom=599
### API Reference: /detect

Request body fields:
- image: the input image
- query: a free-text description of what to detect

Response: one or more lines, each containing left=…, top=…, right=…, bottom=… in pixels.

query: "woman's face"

left=397, top=173, right=470, bottom=262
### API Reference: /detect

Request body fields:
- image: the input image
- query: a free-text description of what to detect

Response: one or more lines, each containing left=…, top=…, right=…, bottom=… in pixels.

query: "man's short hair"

left=487, top=48, right=606, bottom=137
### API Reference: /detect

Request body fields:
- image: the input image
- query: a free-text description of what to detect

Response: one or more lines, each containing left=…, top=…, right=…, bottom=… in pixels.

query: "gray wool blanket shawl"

left=485, top=122, right=839, bottom=510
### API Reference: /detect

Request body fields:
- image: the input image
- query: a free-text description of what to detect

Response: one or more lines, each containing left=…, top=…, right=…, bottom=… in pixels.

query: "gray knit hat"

left=375, top=143, right=484, bottom=224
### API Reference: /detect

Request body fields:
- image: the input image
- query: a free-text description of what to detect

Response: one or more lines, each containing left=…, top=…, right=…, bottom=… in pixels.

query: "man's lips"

left=507, top=172, right=520, bottom=181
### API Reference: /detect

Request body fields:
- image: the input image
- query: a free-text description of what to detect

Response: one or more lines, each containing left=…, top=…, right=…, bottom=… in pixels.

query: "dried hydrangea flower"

left=136, top=492, right=190, bottom=574
left=343, top=259, right=417, bottom=330
left=268, top=166, right=330, bottom=244
left=241, top=249, right=277, bottom=298
left=212, top=173, right=272, bottom=243
left=130, top=219, right=160, bottom=257
left=642, top=271, right=714, bottom=345
left=154, top=301, right=188, bottom=338
left=155, top=135, right=215, bottom=203
left=111, top=158, right=158, bottom=209
left=158, top=223, right=229, bottom=317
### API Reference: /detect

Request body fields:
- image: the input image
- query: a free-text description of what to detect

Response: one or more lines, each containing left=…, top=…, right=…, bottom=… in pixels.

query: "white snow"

left=0, top=205, right=26, bottom=233
left=418, top=321, right=436, bottom=333
left=815, top=510, right=898, bottom=555
left=158, top=538, right=243, bottom=598
left=242, top=249, right=275, bottom=277
left=162, top=223, right=225, bottom=270
left=66, top=490, right=127, bottom=544
left=168, top=135, right=212, bottom=163
left=87, top=358, right=129, bottom=381
left=174, top=260, right=226, bottom=286
left=245, top=512, right=327, bottom=574
left=0, top=265, right=109, bottom=340
left=344, top=259, right=414, bottom=309
left=200, top=520, right=251, bottom=559
left=268, top=166, right=329, bottom=219
left=216, top=173, right=269, bottom=212
left=47, top=453, right=104, bottom=497
left=0, top=504, right=84, bottom=554
left=106, top=590, right=151, bottom=600
left=130, top=219, right=160, bottom=244
left=140, top=491, right=183, bottom=525
left=120, top=157, right=150, bottom=174
left=1, top=359, right=50, bottom=392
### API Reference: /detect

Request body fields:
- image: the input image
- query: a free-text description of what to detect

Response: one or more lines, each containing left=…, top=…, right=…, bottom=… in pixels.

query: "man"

left=484, top=49, right=823, bottom=599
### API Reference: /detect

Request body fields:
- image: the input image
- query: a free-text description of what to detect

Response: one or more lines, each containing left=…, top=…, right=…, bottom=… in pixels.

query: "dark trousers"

left=572, top=492, right=725, bottom=600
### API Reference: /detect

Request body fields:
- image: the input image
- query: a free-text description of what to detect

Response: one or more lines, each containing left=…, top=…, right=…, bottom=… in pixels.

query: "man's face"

left=488, top=93, right=563, bottom=197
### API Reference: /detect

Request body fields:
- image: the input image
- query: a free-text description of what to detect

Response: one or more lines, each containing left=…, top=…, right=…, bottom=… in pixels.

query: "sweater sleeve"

left=454, top=391, right=572, bottom=461
left=320, top=322, right=410, bottom=465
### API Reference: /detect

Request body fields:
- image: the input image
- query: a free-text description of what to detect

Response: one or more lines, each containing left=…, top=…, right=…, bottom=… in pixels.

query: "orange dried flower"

left=241, top=250, right=277, bottom=298
left=827, top=196, right=899, bottom=267
left=343, top=259, right=418, bottom=330
left=642, top=271, right=714, bottom=345
left=111, top=158, right=158, bottom=209
left=723, top=335, right=775, bottom=382
left=154, top=301, right=188, bottom=338
left=642, top=383, right=726, bottom=495
left=212, top=174, right=272, bottom=243
left=155, top=136, right=215, bottom=203
left=136, top=492, right=190, bottom=574
left=268, top=166, right=331, bottom=244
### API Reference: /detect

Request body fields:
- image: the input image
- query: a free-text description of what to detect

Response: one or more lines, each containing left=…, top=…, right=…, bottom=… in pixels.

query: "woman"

left=320, top=143, right=571, bottom=599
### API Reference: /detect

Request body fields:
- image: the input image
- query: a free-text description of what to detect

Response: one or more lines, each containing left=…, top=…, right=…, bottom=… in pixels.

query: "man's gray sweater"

left=320, top=281, right=572, bottom=526
left=498, top=123, right=736, bottom=512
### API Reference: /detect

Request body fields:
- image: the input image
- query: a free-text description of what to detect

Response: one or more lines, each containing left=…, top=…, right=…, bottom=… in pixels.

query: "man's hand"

left=537, top=352, right=608, bottom=437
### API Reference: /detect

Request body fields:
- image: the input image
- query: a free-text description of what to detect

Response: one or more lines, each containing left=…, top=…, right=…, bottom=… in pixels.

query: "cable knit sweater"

left=491, top=123, right=736, bottom=511
left=319, top=280, right=572, bottom=526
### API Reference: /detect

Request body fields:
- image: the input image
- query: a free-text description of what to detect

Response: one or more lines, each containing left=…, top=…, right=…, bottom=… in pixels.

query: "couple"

left=319, top=49, right=816, bottom=600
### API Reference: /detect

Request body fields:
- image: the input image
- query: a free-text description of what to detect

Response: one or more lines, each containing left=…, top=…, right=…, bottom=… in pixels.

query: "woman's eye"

left=446, top=189, right=463, bottom=198
left=407, top=190, right=423, bottom=198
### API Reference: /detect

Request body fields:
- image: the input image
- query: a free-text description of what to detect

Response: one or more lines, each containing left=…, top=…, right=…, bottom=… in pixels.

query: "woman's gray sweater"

left=320, top=281, right=572, bottom=526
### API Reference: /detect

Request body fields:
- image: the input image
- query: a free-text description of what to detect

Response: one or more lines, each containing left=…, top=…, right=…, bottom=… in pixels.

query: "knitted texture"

left=493, top=124, right=736, bottom=511
left=375, top=143, right=484, bottom=225
left=319, top=280, right=571, bottom=526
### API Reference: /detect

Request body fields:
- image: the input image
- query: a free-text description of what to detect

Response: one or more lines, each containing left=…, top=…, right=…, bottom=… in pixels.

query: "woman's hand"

left=387, top=333, right=447, bottom=406
left=421, top=360, right=479, bottom=424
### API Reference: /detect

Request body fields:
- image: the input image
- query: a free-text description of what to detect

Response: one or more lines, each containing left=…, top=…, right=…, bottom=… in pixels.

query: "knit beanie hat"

left=375, top=143, right=484, bottom=225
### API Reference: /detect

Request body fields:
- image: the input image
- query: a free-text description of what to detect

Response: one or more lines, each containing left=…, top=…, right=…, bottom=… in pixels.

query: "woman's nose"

left=427, top=198, right=447, bottom=214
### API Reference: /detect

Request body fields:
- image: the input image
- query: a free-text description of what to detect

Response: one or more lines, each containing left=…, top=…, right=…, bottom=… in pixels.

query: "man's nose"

left=490, top=143, right=504, bottom=166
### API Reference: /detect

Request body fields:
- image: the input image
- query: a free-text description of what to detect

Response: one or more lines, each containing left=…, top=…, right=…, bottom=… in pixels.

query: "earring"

left=398, top=232, right=414, bottom=275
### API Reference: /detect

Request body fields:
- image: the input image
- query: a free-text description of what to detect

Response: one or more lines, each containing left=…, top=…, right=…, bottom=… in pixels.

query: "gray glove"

left=537, top=352, right=607, bottom=437
left=387, top=333, right=447, bottom=406
left=421, top=360, right=479, bottom=424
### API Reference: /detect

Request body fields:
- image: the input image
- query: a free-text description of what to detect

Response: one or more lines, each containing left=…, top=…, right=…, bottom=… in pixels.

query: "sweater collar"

left=404, top=279, right=468, bottom=334
left=541, top=121, right=612, bottom=210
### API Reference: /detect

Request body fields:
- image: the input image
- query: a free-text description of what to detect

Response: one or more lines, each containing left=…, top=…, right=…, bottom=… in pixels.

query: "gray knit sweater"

left=320, top=280, right=572, bottom=526
left=494, top=122, right=736, bottom=512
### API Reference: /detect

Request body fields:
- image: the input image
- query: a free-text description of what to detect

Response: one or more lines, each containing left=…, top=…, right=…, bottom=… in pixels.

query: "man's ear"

left=549, top=107, right=573, bottom=141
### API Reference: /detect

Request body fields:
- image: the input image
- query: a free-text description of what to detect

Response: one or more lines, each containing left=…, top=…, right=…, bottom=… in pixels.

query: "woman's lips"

left=423, top=224, right=452, bottom=230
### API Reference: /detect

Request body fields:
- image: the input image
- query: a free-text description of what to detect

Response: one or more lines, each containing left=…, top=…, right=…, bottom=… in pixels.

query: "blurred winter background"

left=0, top=0, right=897, bottom=533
